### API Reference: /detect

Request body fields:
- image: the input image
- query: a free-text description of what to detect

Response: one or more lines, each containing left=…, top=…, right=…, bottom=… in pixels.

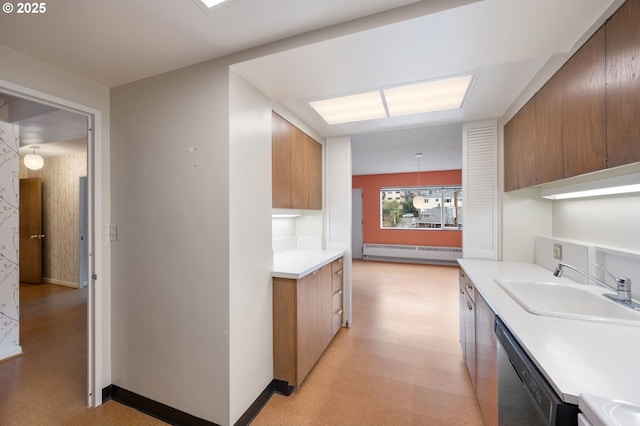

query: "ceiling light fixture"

left=309, top=91, right=386, bottom=125
left=413, top=153, right=426, bottom=210
left=309, top=75, right=473, bottom=125
left=384, top=75, right=473, bottom=117
left=198, top=0, right=228, bottom=7
left=24, top=146, right=44, bottom=170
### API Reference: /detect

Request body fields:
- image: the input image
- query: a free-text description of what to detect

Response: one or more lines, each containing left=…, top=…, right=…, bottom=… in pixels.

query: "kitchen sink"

left=494, top=279, right=640, bottom=326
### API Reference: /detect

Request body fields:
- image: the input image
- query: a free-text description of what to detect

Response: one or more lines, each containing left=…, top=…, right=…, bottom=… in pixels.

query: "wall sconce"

left=24, top=146, right=44, bottom=170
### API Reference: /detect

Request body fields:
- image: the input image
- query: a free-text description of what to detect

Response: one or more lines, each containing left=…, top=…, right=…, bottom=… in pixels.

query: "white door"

left=352, top=188, right=363, bottom=259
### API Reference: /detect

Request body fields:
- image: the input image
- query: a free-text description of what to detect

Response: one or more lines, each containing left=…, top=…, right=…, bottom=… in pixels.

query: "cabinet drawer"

left=332, top=288, right=343, bottom=311
left=331, top=257, right=343, bottom=274
left=332, top=267, right=343, bottom=294
left=332, top=308, right=343, bottom=336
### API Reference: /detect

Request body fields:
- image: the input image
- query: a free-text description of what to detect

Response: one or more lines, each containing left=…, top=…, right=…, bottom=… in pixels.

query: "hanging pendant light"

left=413, top=153, right=426, bottom=209
left=24, top=146, right=44, bottom=170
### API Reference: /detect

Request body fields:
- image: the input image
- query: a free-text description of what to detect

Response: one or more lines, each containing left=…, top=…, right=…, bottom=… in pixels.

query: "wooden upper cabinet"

left=535, top=74, right=564, bottom=184
left=504, top=96, right=537, bottom=191
left=606, top=0, right=640, bottom=168
left=272, top=112, right=323, bottom=209
left=561, top=26, right=607, bottom=178
left=272, top=113, right=293, bottom=208
left=291, top=130, right=309, bottom=209
left=307, top=135, right=322, bottom=210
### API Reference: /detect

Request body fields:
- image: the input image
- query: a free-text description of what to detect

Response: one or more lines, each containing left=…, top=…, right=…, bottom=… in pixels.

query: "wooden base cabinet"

left=459, top=268, right=498, bottom=426
left=273, top=257, right=344, bottom=388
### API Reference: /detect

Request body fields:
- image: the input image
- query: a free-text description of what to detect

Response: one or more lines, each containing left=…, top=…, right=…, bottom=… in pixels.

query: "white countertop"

left=458, top=259, right=640, bottom=407
left=272, top=249, right=345, bottom=279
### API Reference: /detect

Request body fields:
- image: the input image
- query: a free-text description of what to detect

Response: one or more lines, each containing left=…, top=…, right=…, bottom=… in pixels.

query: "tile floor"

left=0, top=261, right=483, bottom=425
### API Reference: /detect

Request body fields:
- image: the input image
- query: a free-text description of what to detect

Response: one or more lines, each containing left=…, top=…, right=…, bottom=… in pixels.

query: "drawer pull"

left=336, top=270, right=343, bottom=275
left=333, top=289, right=343, bottom=296
left=336, top=309, right=343, bottom=315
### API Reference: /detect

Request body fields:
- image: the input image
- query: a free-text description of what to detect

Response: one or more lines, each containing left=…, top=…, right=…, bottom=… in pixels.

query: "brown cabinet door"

left=307, top=136, right=322, bottom=210
left=503, top=96, right=536, bottom=191
left=562, top=27, right=606, bottom=178
left=291, top=129, right=309, bottom=209
left=272, top=113, right=292, bottom=208
left=535, top=74, right=564, bottom=184
left=606, top=0, right=640, bottom=168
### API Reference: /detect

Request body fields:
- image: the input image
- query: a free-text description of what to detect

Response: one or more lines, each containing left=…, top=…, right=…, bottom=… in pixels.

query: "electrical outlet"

left=553, top=243, right=563, bottom=260
left=109, top=224, right=117, bottom=241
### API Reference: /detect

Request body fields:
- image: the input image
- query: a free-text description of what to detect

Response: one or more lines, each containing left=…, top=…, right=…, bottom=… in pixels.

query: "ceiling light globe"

left=24, top=153, right=44, bottom=170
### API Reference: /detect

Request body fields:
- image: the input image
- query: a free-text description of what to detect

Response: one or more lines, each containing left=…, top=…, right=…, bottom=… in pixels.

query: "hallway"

left=0, top=283, right=165, bottom=425
left=0, top=261, right=482, bottom=425
left=253, top=260, right=483, bottom=425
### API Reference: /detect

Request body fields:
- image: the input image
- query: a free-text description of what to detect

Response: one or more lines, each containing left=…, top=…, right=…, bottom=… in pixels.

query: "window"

left=380, top=186, right=462, bottom=230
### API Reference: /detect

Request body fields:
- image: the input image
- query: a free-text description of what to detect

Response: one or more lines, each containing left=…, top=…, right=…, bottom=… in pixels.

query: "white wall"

left=228, top=71, right=274, bottom=425
left=552, top=194, right=640, bottom=251
left=0, top=44, right=111, bottom=401
left=110, top=60, right=231, bottom=423
left=502, top=187, right=552, bottom=262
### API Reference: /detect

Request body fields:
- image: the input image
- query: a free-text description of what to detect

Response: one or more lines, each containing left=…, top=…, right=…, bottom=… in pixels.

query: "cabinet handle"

left=336, top=309, right=343, bottom=315
left=467, top=301, right=473, bottom=311
left=466, top=282, right=473, bottom=290
left=336, top=270, right=343, bottom=275
left=333, top=289, right=343, bottom=296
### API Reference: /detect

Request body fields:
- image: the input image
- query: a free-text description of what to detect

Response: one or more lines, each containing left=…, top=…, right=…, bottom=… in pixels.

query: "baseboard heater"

left=363, top=243, right=462, bottom=263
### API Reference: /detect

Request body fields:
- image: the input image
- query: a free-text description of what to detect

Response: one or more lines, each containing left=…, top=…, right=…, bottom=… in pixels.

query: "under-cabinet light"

left=541, top=174, right=640, bottom=200
left=272, top=214, right=301, bottom=218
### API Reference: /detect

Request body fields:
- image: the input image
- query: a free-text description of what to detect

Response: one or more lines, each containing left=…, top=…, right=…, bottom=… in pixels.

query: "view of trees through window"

left=380, top=186, right=462, bottom=230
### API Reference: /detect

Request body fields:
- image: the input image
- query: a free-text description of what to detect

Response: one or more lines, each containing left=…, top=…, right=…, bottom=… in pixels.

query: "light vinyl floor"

left=252, top=260, right=483, bottom=425
left=1, top=261, right=483, bottom=425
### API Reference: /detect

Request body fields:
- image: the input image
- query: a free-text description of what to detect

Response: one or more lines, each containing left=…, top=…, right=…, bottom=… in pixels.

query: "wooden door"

left=19, top=177, right=43, bottom=284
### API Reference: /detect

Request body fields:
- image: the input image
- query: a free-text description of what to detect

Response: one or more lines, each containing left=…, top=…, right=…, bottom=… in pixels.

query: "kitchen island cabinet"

left=272, top=253, right=344, bottom=388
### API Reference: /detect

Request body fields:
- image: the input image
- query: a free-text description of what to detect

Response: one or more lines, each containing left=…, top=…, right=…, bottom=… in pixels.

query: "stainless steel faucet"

left=553, top=262, right=640, bottom=311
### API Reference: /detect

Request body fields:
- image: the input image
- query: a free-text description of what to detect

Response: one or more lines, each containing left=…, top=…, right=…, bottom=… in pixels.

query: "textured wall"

left=21, top=149, right=87, bottom=286
left=0, top=121, right=21, bottom=360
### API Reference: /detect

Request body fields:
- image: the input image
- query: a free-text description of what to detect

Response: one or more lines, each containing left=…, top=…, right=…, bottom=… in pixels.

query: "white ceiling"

left=0, top=0, right=623, bottom=174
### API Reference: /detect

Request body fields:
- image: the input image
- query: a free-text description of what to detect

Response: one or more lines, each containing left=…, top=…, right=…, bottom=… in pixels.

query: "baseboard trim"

left=234, top=379, right=292, bottom=426
left=101, top=379, right=293, bottom=426
left=43, top=278, right=78, bottom=288
left=103, top=385, right=217, bottom=426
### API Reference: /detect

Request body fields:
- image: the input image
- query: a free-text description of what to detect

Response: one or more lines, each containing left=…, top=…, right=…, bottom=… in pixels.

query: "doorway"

left=0, top=89, right=95, bottom=405
left=352, top=188, right=363, bottom=259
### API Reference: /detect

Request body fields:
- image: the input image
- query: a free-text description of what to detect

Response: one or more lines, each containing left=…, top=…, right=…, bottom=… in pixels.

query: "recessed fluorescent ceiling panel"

left=310, top=75, right=473, bottom=125
left=199, top=0, right=227, bottom=7
left=384, top=75, right=473, bottom=116
left=309, top=91, right=387, bottom=125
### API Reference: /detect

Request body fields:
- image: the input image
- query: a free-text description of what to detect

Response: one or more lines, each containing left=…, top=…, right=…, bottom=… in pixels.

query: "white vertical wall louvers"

left=463, top=120, right=499, bottom=260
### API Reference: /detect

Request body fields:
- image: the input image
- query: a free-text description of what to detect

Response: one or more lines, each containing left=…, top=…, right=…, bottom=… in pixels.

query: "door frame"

left=0, top=78, right=105, bottom=407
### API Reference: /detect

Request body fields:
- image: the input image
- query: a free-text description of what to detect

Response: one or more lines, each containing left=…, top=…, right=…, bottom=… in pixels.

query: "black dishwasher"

left=495, top=317, right=578, bottom=426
